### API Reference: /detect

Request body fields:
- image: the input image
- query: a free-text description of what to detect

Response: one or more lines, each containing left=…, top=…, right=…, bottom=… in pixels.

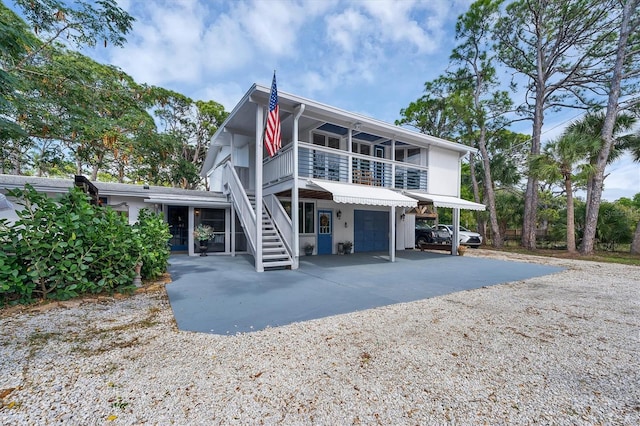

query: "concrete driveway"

left=166, top=251, right=563, bottom=335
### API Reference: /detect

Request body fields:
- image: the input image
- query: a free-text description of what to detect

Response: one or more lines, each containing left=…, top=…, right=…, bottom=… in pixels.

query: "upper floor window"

left=352, top=142, right=370, bottom=156
left=313, top=133, right=340, bottom=149
left=395, top=147, right=421, bottom=165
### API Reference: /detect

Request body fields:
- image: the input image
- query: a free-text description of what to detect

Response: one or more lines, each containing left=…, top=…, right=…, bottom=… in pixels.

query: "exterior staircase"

left=248, top=195, right=294, bottom=270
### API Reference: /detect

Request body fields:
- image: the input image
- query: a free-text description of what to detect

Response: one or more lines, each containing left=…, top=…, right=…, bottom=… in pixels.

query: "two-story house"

left=200, top=83, right=485, bottom=271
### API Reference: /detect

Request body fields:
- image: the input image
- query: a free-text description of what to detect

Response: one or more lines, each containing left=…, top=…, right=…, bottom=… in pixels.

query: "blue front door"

left=317, top=210, right=333, bottom=255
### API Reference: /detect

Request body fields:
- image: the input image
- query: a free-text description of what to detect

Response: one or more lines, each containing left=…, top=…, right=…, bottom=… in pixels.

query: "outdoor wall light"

left=401, top=213, right=406, bottom=221
left=345, top=222, right=348, bottom=228
left=337, top=210, right=342, bottom=219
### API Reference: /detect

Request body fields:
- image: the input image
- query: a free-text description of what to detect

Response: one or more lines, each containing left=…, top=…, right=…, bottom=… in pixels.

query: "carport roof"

left=404, top=191, right=486, bottom=211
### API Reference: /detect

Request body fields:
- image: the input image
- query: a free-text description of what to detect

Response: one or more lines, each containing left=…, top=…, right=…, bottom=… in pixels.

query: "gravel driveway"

left=1, top=250, right=638, bottom=424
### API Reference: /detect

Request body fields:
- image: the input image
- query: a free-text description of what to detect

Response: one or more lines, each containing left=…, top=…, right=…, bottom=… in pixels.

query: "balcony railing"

left=263, top=142, right=427, bottom=190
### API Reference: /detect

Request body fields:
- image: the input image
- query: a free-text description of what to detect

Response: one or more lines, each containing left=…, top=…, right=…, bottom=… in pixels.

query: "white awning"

left=405, top=191, right=486, bottom=211
left=310, top=180, right=417, bottom=208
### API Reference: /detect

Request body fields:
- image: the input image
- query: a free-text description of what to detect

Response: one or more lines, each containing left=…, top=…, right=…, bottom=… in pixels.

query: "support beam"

left=292, top=104, right=305, bottom=269
left=390, top=205, right=396, bottom=262
left=255, top=105, right=264, bottom=272
left=452, top=208, right=460, bottom=256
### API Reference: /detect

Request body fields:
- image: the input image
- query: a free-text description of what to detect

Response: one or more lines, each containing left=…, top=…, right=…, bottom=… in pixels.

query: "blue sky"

left=44, top=0, right=640, bottom=200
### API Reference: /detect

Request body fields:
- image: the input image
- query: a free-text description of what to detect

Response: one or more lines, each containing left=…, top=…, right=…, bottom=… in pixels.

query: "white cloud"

left=603, top=154, right=640, bottom=200
left=108, top=0, right=207, bottom=86
left=326, top=8, right=369, bottom=53
left=196, top=82, right=246, bottom=112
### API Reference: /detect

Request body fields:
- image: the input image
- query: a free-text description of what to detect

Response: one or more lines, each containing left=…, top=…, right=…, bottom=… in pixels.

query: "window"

left=298, top=202, right=315, bottom=234
left=312, top=133, right=341, bottom=181
left=283, top=200, right=316, bottom=234
left=395, top=147, right=421, bottom=164
left=313, top=133, right=339, bottom=149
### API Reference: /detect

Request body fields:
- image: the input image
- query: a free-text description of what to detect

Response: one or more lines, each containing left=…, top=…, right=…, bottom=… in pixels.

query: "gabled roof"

left=201, top=84, right=477, bottom=175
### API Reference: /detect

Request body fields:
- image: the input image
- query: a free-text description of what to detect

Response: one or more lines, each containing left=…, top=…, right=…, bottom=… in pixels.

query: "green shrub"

left=132, top=208, right=171, bottom=279
left=0, top=184, right=171, bottom=306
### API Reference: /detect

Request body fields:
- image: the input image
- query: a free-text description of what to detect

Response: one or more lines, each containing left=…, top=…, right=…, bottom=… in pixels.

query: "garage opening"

left=354, top=210, right=389, bottom=252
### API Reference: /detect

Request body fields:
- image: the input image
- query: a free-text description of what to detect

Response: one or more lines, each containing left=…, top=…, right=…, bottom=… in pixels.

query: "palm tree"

left=549, top=112, right=638, bottom=254
left=620, top=132, right=640, bottom=254
left=573, top=112, right=638, bottom=253
left=531, top=133, right=598, bottom=252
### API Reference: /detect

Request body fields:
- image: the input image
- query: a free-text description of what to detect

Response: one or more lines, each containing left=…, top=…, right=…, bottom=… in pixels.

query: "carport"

left=166, top=251, right=563, bottom=335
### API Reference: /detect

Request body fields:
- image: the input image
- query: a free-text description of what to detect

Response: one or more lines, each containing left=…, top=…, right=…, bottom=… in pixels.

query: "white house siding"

left=427, top=146, right=461, bottom=196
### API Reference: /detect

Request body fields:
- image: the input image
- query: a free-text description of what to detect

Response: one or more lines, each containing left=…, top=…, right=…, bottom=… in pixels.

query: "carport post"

left=389, top=205, right=396, bottom=262
left=452, top=207, right=460, bottom=256
left=255, top=104, right=264, bottom=272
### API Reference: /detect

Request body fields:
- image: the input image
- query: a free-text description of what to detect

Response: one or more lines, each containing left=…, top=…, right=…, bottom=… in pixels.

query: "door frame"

left=317, top=209, right=333, bottom=255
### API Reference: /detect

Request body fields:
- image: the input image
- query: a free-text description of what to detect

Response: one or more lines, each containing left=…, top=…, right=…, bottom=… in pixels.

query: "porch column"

left=255, top=104, right=264, bottom=272
left=230, top=204, right=236, bottom=257
left=452, top=207, right=460, bottom=256
left=188, top=206, right=195, bottom=256
left=292, top=104, right=305, bottom=269
left=389, top=205, right=396, bottom=262
left=391, top=138, right=396, bottom=188
left=348, top=126, right=353, bottom=183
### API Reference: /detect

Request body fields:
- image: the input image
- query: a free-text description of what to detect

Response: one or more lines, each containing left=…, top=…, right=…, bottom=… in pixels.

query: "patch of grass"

left=487, top=246, right=640, bottom=266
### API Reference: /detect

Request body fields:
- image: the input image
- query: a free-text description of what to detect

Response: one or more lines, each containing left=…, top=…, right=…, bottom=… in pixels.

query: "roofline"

left=250, top=84, right=478, bottom=155
left=201, top=83, right=259, bottom=175
left=0, top=174, right=226, bottom=200
left=201, top=83, right=478, bottom=176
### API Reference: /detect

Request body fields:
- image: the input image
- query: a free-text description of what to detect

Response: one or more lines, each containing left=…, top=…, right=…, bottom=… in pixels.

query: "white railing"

left=260, top=142, right=428, bottom=191
left=298, top=143, right=428, bottom=190
left=223, top=162, right=257, bottom=253
left=263, top=144, right=294, bottom=186
left=263, top=194, right=294, bottom=257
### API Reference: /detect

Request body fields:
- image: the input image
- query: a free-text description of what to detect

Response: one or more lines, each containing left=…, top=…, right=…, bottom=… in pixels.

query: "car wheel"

left=416, top=236, right=428, bottom=246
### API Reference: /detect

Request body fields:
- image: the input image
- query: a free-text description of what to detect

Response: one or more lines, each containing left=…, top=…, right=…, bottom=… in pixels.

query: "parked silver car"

left=436, top=224, right=483, bottom=248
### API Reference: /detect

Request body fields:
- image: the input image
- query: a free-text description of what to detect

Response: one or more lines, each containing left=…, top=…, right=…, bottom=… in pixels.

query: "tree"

left=581, top=0, right=640, bottom=254
left=530, top=132, right=597, bottom=252
left=494, top=0, right=619, bottom=250
left=630, top=193, right=640, bottom=254
left=396, top=76, right=462, bottom=139
left=0, top=4, right=34, bottom=142
left=449, top=0, right=512, bottom=248
left=12, top=0, right=134, bottom=65
left=3, top=0, right=134, bottom=133
left=620, top=137, right=640, bottom=253
left=152, top=89, right=227, bottom=188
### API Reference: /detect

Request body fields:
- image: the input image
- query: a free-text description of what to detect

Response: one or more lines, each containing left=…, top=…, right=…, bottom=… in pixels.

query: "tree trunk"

left=468, top=152, right=485, bottom=234
left=91, top=164, right=99, bottom=181
left=580, top=0, right=637, bottom=255
left=522, top=90, right=545, bottom=250
left=477, top=128, right=503, bottom=248
left=631, top=221, right=640, bottom=254
left=564, top=176, right=576, bottom=253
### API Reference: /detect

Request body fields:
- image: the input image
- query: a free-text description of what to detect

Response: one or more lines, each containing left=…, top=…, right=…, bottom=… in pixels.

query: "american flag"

left=265, top=72, right=281, bottom=157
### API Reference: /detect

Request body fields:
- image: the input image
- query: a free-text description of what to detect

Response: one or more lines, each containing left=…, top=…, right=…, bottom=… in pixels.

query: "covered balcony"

left=263, top=141, right=428, bottom=191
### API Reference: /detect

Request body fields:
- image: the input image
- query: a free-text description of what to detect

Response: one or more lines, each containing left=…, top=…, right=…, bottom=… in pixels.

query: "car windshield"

left=415, top=218, right=433, bottom=229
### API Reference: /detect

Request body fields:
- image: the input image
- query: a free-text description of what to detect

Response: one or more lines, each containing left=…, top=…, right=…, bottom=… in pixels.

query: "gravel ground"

left=1, top=249, right=638, bottom=425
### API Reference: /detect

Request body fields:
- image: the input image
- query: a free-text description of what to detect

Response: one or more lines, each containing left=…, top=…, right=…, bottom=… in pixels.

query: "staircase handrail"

left=223, top=162, right=256, bottom=253
left=263, top=194, right=294, bottom=258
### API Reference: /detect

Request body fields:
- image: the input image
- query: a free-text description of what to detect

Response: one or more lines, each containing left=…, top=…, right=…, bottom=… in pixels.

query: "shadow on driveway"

left=166, top=251, right=563, bottom=335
